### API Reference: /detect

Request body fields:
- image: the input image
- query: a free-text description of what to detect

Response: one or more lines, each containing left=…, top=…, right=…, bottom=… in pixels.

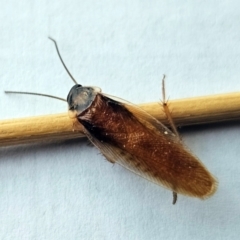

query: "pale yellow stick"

left=1, top=92, right=240, bottom=147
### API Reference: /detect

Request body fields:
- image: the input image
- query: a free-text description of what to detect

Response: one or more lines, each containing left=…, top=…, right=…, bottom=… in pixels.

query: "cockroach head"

left=67, top=84, right=101, bottom=118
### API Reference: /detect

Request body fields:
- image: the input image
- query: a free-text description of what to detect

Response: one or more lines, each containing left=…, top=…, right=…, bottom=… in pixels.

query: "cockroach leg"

left=161, top=76, right=180, bottom=139
left=161, top=76, right=181, bottom=204
left=172, top=191, right=178, bottom=205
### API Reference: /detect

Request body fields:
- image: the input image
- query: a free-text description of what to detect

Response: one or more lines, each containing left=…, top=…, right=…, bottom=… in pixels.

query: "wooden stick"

left=1, top=92, right=240, bottom=147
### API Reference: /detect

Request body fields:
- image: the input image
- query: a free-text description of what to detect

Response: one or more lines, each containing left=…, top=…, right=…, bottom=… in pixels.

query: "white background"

left=1, top=1, right=240, bottom=239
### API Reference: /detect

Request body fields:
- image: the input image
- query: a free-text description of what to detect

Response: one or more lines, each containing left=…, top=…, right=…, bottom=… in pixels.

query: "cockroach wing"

left=78, top=94, right=217, bottom=199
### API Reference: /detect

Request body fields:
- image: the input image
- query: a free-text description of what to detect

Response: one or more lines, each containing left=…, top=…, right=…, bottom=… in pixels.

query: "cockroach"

left=5, top=38, right=218, bottom=204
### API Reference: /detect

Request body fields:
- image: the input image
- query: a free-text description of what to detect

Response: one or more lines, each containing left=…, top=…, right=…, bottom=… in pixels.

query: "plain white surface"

left=1, top=1, right=240, bottom=239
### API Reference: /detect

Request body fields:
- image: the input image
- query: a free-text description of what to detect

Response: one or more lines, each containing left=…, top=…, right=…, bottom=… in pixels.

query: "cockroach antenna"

left=5, top=37, right=78, bottom=101
left=48, top=37, right=78, bottom=85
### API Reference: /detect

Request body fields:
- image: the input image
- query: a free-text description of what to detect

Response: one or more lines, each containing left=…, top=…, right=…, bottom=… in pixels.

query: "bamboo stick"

left=1, top=92, right=240, bottom=147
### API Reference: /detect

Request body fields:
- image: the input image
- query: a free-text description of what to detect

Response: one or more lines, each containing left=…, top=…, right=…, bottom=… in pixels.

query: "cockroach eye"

left=67, top=84, right=101, bottom=118
left=76, top=84, right=82, bottom=89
